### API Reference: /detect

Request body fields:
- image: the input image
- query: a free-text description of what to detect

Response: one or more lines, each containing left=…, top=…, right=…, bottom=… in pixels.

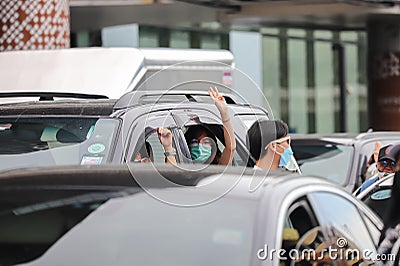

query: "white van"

left=0, top=47, right=235, bottom=99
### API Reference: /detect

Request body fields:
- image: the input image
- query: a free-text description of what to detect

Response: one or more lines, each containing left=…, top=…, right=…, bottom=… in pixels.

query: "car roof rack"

left=113, top=90, right=243, bottom=110
left=0, top=92, right=108, bottom=101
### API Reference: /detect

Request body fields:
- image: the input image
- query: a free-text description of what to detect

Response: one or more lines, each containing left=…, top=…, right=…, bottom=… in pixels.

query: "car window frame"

left=124, top=110, right=183, bottom=163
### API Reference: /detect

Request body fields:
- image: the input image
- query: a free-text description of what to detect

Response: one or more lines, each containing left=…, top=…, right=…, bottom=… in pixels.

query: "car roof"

left=0, top=99, right=117, bottom=116
left=0, top=164, right=336, bottom=201
left=291, top=131, right=400, bottom=146
left=0, top=90, right=268, bottom=118
left=290, top=133, right=357, bottom=145
left=114, top=90, right=268, bottom=117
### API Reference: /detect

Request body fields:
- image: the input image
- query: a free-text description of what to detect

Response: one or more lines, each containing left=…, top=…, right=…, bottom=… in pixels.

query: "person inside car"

left=364, top=141, right=382, bottom=179
left=246, top=119, right=299, bottom=172
left=134, top=127, right=176, bottom=165
left=358, top=144, right=400, bottom=194
left=184, top=87, right=236, bottom=166
left=134, top=141, right=154, bottom=163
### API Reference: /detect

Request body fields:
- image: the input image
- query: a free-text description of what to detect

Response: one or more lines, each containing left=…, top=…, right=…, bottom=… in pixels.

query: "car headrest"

left=56, top=128, right=86, bottom=143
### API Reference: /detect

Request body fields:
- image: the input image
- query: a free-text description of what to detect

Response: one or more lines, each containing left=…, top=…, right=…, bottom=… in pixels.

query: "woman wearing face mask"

left=246, top=119, right=299, bottom=172
left=184, top=87, right=236, bottom=166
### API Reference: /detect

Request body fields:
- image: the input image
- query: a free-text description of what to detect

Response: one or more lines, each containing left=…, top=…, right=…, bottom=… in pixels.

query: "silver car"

left=0, top=164, right=382, bottom=266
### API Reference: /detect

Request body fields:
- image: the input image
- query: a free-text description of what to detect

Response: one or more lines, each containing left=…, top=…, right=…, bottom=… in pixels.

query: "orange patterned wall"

left=0, top=0, right=70, bottom=51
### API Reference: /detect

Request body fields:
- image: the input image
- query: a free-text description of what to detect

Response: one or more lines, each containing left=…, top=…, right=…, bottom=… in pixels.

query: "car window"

left=358, top=140, right=399, bottom=182
left=0, top=117, right=97, bottom=154
left=182, top=124, right=248, bottom=166
left=126, top=111, right=179, bottom=163
left=0, top=118, right=119, bottom=171
left=132, top=127, right=178, bottom=163
left=279, top=198, right=323, bottom=265
left=291, top=142, right=353, bottom=185
left=308, top=192, right=377, bottom=259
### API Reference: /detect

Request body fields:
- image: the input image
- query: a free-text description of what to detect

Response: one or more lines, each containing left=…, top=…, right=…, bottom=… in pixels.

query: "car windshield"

left=291, top=141, right=354, bottom=185
left=0, top=117, right=119, bottom=171
left=17, top=189, right=256, bottom=266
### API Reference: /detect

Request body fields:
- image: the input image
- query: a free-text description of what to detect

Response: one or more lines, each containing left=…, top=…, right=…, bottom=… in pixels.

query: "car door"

left=308, top=191, right=380, bottom=263
left=278, top=191, right=381, bottom=266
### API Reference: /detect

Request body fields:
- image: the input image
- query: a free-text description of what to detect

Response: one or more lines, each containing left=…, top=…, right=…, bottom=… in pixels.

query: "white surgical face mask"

left=377, top=171, right=390, bottom=179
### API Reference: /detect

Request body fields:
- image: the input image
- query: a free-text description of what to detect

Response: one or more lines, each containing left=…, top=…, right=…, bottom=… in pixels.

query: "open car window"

left=131, top=127, right=179, bottom=164
left=182, top=123, right=249, bottom=166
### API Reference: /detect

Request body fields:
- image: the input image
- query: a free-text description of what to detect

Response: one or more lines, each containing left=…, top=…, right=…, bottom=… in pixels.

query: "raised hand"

left=373, top=141, right=382, bottom=162
left=208, top=86, right=228, bottom=114
left=157, top=127, right=173, bottom=151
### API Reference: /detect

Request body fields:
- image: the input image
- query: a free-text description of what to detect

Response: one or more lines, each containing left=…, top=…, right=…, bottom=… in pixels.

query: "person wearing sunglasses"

left=246, top=119, right=299, bottom=172
left=358, top=144, right=400, bottom=194
left=184, top=87, right=236, bottom=165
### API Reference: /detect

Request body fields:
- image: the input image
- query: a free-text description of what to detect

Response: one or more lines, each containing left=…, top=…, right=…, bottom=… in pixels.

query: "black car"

left=355, top=173, right=395, bottom=219
left=0, top=89, right=269, bottom=171
left=291, top=132, right=400, bottom=192
left=0, top=164, right=382, bottom=266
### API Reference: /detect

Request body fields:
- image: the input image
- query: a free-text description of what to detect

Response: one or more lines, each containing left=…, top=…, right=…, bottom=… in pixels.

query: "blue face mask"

left=279, top=146, right=294, bottom=167
left=190, top=145, right=212, bottom=163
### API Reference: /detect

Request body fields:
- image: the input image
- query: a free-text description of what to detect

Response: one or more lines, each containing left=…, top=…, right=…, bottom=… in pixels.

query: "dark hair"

left=184, top=125, right=216, bottom=144
left=246, top=119, right=289, bottom=161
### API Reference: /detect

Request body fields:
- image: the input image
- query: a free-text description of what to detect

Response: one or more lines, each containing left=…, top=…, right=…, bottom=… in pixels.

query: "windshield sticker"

left=86, top=125, right=95, bottom=139
left=371, top=189, right=391, bottom=200
left=81, top=156, right=103, bottom=165
left=88, top=143, right=106, bottom=154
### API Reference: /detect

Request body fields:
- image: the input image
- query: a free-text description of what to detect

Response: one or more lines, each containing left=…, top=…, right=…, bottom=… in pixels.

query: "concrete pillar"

left=367, top=16, right=400, bottom=130
left=229, top=31, right=264, bottom=107
left=102, top=24, right=139, bottom=48
left=0, top=0, right=70, bottom=51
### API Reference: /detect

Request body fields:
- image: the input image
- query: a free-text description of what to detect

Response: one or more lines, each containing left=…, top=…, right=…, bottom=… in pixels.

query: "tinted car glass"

left=291, top=143, right=353, bottom=185
left=22, top=190, right=256, bottom=266
left=0, top=117, right=97, bottom=154
left=309, top=192, right=377, bottom=257
left=0, top=185, right=140, bottom=265
left=364, top=188, right=392, bottom=219
left=0, top=118, right=119, bottom=170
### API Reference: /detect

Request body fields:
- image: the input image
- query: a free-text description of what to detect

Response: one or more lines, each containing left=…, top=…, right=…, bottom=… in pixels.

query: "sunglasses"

left=265, top=136, right=291, bottom=150
left=378, top=160, right=396, bottom=168
left=275, top=136, right=291, bottom=146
